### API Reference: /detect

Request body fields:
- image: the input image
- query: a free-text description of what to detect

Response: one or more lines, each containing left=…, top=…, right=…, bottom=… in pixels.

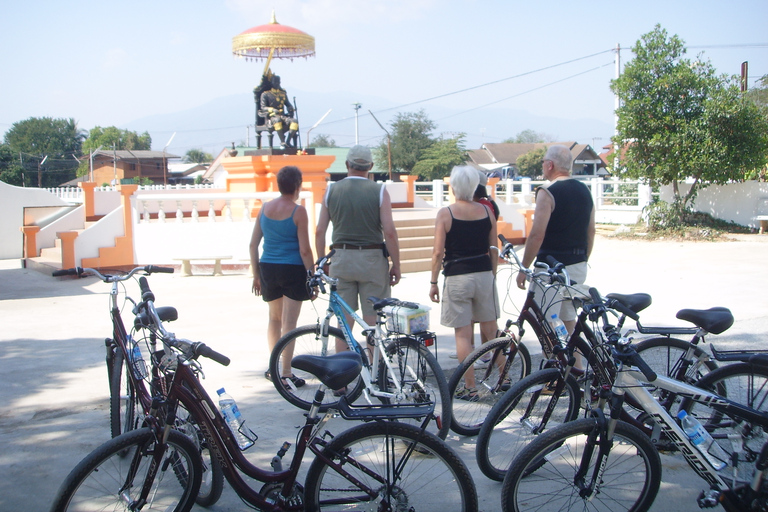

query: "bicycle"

left=50, top=276, right=478, bottom=511
left=446, top=233, right=582, bottom=437
left=51, top=265, right=224, bottom=507
left=475, top=280, right=654, bottom=482
left=268, top=250, right=452, bottom=439
left=500, top=287, right=768, bottom=512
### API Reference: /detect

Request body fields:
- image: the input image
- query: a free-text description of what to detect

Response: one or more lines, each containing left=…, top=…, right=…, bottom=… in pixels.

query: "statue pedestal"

left=222, top=154, right=334, bottom=193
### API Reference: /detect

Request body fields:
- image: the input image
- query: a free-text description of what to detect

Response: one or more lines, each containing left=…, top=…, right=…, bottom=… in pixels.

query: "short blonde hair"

left=450, top=166, right=479, bottom=201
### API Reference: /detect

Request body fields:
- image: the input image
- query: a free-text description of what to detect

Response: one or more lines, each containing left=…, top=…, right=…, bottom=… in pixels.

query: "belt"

left=331, top=243, right=384, bottom=250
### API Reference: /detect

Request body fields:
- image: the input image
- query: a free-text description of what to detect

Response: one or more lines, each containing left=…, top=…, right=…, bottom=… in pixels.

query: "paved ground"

left=1, top=232, right=767, bottom=511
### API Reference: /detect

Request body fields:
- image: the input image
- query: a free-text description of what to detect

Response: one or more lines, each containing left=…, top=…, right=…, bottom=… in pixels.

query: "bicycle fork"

left=574, top=410, right=615, bottom=501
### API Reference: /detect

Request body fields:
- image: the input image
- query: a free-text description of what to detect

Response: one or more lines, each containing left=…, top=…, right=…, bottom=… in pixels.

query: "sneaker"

left=449, top=352, right=458, bottom=359
left=474, top=356, right=492, bottom=369
left=455, top=387, right=479, bottom=402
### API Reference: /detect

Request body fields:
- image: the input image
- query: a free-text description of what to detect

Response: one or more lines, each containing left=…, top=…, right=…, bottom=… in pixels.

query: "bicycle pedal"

left=697, top=489, right=720, bottom=508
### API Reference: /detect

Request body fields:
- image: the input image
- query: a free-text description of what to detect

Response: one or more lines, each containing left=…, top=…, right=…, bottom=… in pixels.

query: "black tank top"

left=443, top=207, right=492, bottom=276
left=537, top=179, right=593, bottom=265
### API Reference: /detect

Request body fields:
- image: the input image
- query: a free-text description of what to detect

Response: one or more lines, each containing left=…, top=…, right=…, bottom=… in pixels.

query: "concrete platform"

left=1, top=232, right=767, bottom=511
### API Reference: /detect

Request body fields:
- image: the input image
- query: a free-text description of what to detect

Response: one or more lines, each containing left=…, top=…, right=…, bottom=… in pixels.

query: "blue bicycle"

left=268, top=250, right=452, bottom=439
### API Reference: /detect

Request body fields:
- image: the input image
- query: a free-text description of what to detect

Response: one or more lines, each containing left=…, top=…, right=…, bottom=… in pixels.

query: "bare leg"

left=455, top=324, right=475, bottom=388
left=280, top=297, right=303, bottom=375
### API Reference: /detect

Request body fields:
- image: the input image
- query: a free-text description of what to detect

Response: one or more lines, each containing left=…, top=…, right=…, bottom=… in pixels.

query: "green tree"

left=516, top=147, right=548, bottom=178
left=310, top=134, right=337, bottom=147
left=503, top=129, right=553, bottom=143
left=0, top=144, right=24, bottom=186
left=412, top=134, right=467, bottom=180
left=745, top=74, right=768, bottom=109
left=374, top=110, right=436, bottom=174
left=611, top=25, right=768, bottom=215
left=3, top=117, right=84, bottom=187
left=184, top=148, right=213, bottom=164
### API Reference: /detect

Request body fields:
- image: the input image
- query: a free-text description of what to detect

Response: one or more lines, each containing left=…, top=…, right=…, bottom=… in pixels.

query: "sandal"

left=500, top=378, right=512, bottom=392
left=264, top=370, right=272, bottom=381
left=455, top=387, right=479, bottom=402
left=281, top=374, right=306, bottom=388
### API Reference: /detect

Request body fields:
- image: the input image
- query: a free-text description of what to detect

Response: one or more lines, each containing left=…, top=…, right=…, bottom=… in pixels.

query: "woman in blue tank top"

left=249, top=166, right=315, bottom=387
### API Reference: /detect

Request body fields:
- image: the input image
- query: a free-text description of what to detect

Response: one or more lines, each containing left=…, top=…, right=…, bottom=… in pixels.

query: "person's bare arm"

left=429, top=208, right=449, bottom=303
left=315, top=203, right=330, bottom=258
left=586, top=204, right=596, bottom=260
left=294, top=205, right=315, bottom=271
left=486, top=204, right=499, bottom=274
left=380, top=189, right=401, bottom=286
left=249, top=215, right=263, bottom=295
left=517, top=188, right=553, bottom=289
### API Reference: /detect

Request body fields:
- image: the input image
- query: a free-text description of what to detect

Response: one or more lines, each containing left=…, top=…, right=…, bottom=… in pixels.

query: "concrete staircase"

left=394, top=209, right=436, bottom=274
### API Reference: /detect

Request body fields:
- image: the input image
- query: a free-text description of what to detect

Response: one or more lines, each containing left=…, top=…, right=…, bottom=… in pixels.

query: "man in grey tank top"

left=316, top=145, right=401, bottom=329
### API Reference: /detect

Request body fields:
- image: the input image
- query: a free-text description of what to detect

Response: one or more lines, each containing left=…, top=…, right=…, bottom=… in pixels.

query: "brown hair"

left=277, top=166, right=302, bottom=195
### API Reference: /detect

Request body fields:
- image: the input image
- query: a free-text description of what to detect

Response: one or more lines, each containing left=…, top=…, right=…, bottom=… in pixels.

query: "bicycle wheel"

left=269, top=324, right=366, bottom=411
left=447, top=336, right=532, bottom=436
left=634, top=337, right=718, bottom=384
left=110, top=349, right=137, bottom=439
left=377, top=336, right=452, bottom=439
left=50, top=427, right=202, bottom=512
left=501, top=418, right=661, bottom=512
left=476, top=367, right=581, bottom=481
left=174, top=408, right=224, bottom=507
left=681, top=362, right=768, bottom=468
left=304, top=421, right=478, bottom=512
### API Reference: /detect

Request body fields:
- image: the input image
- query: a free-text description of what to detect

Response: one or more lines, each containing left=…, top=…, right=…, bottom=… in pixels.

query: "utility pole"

left=352, top=103, right=362, bottom=144
left=369, top=110, right=392, bottom=181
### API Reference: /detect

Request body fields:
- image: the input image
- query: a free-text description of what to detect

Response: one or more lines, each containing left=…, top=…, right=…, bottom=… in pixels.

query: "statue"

left=255, top=74, right=299, bottom=149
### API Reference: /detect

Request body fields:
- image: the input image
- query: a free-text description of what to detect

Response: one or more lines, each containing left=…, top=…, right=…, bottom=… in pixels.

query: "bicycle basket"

left=382, top=304, right=431, bottom=335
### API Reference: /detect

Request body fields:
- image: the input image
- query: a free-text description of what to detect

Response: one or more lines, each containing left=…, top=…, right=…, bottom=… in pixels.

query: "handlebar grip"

left=146, top=265, right=174, bottom=274
left=138, top=276, right=155, bottom=302
left=631, top=350, right=657, bottom=382
left=544, top=255, right=564, bottom=272
left=589, top=287, right=602, bottom=305
left=194, top=343, right=230, bottom=366
left=498, top=234, right=509, bottom=246
left=609, top=299, right=640, bottom=321
left=52, top=268, right=80, bottom=277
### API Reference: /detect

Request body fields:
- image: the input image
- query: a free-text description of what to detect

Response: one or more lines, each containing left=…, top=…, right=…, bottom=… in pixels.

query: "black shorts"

left=259, top=262, right=311, bottom=302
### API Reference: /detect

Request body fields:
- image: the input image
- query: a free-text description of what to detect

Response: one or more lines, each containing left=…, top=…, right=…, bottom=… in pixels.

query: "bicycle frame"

left=613, top=365, right=768, bottom=493
left=316, top=277, right=427, bottom=403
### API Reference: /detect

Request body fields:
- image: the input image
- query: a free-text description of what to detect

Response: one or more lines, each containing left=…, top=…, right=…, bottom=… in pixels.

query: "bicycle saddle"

left=369, top=296, right=420, bottom=311
left=134, top=306, right=178, bottom=329
left=605, top=293, right=652, bottom=313
left=676, top=307, right=734, bottom=334
left=292, top=352, right=363, bottom=391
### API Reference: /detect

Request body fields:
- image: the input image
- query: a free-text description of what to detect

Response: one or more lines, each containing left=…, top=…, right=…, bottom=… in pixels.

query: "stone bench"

left=755, top=198, right=768, bottom=234
left=172, top=256, right=232, bottom=277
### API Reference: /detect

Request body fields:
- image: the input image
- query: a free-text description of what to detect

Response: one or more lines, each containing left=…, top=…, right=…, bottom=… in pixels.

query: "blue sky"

left=1, top=0, right=766, bottom=154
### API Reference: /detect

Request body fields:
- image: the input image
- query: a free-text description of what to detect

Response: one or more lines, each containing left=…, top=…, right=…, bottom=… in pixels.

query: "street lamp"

left=306, top=109, right=332, bottom=149
left=89, top=145, right=103, bottom=183
left=163, top=132, right=176, bottom=187
left=352, top=103, right=361, bottom=144
left=368, top=110, right=392, bottom=181
left=38, top=155, right=48, bottom=188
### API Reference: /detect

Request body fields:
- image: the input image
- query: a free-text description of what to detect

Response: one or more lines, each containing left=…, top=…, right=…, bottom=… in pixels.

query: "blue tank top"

left=260, top=205, right=303, bottom=265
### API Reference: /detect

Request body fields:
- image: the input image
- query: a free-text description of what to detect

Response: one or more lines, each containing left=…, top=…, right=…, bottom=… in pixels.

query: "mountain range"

left=122, top=88, right=614, bottom=158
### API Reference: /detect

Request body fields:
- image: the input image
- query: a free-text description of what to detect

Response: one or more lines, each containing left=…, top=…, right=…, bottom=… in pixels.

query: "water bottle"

left=549, top=314, right=569, bottom=344
left=217, top=388, right=254, bottom=450
left=128, top=336, right=148, bottom=380
left=677, top=410, right=727, bottom=470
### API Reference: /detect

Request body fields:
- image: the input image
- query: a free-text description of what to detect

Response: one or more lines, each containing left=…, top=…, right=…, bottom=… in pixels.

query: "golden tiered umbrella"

left=232, top=10, right=315, bottom=75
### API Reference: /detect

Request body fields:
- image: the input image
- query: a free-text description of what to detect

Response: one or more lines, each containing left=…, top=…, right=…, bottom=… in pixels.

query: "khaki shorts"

left=440, top=271, right=500, bottom=328
left=330, top=248, right=390, bottom=317
left=531, top=261, right=588, bottom=322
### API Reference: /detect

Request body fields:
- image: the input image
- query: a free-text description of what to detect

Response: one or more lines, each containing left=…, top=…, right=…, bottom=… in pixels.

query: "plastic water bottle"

left=217, top=388, right=254, bottom=450
left=549, top=314, right=569, bottom=344
left=128, top=336, right=148, bottom=380
left=677, top=409, right=727, bottom=470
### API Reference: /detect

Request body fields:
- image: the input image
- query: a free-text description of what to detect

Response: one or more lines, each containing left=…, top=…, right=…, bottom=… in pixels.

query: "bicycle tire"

left=447, top=336, right=532, bottom=436
left=476, top=367, right=582, bottom=481
left=303, top=421, right=478, bottom=512
left=681, top=362, right=768, bottom=469
left=634, top=336, right=718, bottom=383
left=269, top=324, right=366, bottom=411
left=174, top=408, right=224, bottom=507
left=501, top=417, right=662, bottom=512
left=49, top=427, right=202, bottom=512
left=377, top=336, right=452, bottom=439
left=109, top=349, right=137, bottom=439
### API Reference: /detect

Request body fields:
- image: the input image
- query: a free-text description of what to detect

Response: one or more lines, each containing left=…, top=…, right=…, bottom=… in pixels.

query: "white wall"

left=0, top=181, right=68, bottom=259
left=660, top=181, right=768, bottom=229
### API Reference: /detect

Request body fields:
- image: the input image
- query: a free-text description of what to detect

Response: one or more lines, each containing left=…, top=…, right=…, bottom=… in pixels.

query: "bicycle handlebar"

left=52, top=265, right=174, bottom=281
left=497, top=234, right=571, bottom=287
